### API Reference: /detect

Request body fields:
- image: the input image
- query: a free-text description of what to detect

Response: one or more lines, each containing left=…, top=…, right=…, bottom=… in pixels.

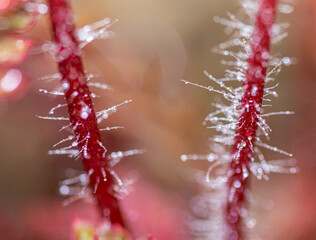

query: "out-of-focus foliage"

left=71, top=218, right=131, bottom=240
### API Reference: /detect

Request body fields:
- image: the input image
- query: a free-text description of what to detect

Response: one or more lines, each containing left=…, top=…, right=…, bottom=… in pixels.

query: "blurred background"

left=0, top=0, right=315, bottom=239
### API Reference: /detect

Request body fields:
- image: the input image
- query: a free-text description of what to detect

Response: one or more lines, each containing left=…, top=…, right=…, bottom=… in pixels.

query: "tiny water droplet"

left=282, top=57, right=291, bottom=66
left=246, top=218, right=256, bottom=229
left=59, top=185, right=70, bottom=195
left=80, top=111, right=89, bottom=119
left=233, top=180, right=241, bottom=188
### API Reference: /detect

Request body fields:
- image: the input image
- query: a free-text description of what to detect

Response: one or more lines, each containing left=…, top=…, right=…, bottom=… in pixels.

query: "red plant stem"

left=225, top=0, right=277, bottom=239
left=47, top=0, right=126, bottom=228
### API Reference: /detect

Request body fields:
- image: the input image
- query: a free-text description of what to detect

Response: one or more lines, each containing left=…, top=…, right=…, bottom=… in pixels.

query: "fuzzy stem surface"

left=225, top=0, right=277, bottom=239
left=47, top=0, right=126, bottom=228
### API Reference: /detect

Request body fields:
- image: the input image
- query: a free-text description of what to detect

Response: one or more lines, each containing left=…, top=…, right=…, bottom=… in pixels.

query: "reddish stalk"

left=225, top=0, right=277, bottom=239
left=47, top=0, right=126, bottom=228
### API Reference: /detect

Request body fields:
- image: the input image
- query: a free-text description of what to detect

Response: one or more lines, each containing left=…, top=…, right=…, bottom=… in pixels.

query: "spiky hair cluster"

left=181, top=0, right=297, bottom=239
left=39, top=0, right=144, bottom=229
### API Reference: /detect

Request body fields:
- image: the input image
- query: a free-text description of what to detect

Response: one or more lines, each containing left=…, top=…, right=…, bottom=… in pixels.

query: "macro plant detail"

left=181, top=0, right=297, bottom=239
left=1, top=0, right=310, bottom=239
left=47, top=0, right=127, bottom=228
left=34, top=0, right=144, bottom=238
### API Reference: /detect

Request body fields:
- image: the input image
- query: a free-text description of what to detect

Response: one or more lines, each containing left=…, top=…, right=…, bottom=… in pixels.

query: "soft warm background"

left=0, top=0, right=315, bottom=239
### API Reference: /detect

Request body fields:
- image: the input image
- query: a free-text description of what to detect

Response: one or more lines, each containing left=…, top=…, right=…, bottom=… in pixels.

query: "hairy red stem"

left=47, top=0, right=126, bottom=228
left=225, top=0, right=277, bottom=239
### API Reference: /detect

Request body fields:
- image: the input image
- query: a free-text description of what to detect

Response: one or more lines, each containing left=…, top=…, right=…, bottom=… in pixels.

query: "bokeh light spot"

left=1, top=68, right=22, bottom=92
